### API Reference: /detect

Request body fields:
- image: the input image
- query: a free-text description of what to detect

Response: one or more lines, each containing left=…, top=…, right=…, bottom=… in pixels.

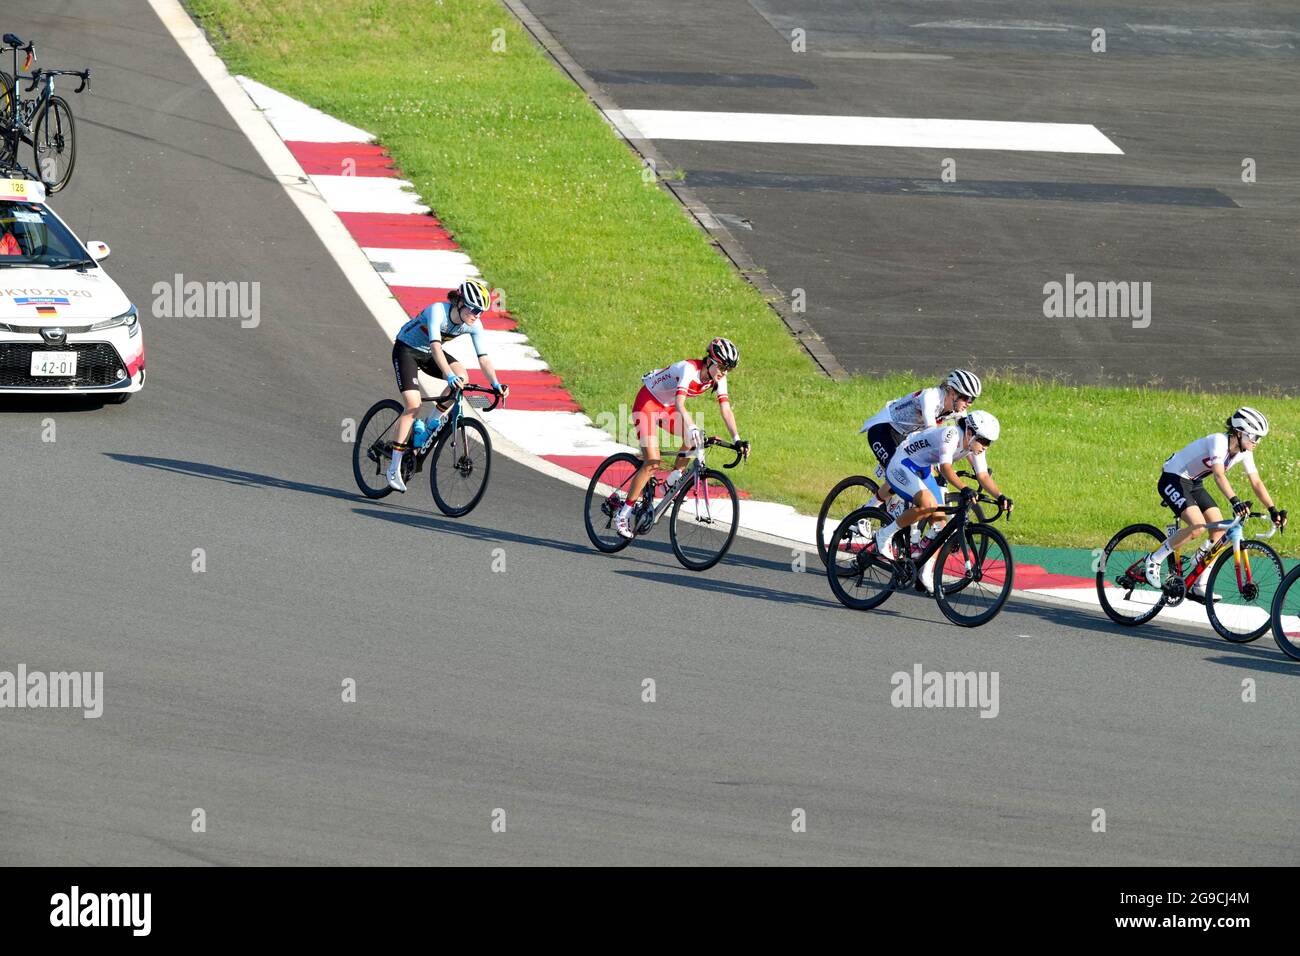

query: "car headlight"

left=90, top=305, right=139, bottom=335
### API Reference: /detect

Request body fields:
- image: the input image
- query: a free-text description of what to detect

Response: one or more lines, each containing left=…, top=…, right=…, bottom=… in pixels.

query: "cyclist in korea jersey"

left=386, top=277, right=509, bottom=492
left=1143, top=407, right=1286, bottom=594
left=874, top=411, right=1013, bottom=593
left=614, top=337, right=751, bottom=539
left=858, top=368, right=981, bottom=511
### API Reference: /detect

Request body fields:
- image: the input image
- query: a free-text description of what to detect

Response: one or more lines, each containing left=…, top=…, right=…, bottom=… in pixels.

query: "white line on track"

left=608, top=109, right=1123, bottom=154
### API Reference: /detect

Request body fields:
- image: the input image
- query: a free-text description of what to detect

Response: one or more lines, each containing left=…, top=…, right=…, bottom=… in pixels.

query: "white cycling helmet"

left=964, top=410, right=1000, bottom=444
left=1228, top=406, right=1269, bottom=439
left=945, top=368, right=982, bottom=401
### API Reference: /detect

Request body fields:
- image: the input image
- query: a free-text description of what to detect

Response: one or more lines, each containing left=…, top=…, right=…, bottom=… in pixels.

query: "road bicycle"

left=815, top=467, right=993, bottom=566
left=352, top=382, right=503, bottom=516
left=0, top=34, right=89, bottom=193
left=825, top=489, right=1013, bottom=627
left=1095, top=504, right=1284, bottom=643
left=583, top=437, right=746, bottom=571
left=1268, top=563, right=1300, bottom=661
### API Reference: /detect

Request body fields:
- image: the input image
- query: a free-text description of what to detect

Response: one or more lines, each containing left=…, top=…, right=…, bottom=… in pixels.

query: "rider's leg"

left=865, top=422, right=900, bottom=506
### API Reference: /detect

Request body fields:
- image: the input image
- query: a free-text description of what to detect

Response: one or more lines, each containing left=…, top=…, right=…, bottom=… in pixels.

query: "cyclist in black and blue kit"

left=386, top=277, right=509, bottom=492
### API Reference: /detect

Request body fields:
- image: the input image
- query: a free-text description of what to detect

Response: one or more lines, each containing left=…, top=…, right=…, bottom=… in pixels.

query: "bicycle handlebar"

left=704, top=436, right=747, bottom=469
left=455, top=382, right=505, bottom=413
left=25, top=68, right=90, bottom=94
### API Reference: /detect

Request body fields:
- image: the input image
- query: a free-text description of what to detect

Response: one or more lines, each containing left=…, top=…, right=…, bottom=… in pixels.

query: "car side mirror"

left=86, top=240, right=110, bottom=261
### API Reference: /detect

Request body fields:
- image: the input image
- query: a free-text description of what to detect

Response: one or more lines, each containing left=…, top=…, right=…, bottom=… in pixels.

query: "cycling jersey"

left=642, top=359, right=729, bottom=406
left=858, top=386, right=954, bottom=437
left=396, top=301, right=486, bottom=356
left=1163, top=432, right=1256, bottom=482
left=895, top=424, right=989, bottom=473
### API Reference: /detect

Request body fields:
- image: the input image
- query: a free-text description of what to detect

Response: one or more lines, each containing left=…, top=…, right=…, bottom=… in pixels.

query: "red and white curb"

left=155, top=0, right=1235, bottom=630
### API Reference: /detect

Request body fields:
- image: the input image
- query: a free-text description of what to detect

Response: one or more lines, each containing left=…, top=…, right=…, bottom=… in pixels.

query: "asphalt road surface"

left=0, top=1, right=1296, bottom=865
left=526, top=0, right=1300, bottom=390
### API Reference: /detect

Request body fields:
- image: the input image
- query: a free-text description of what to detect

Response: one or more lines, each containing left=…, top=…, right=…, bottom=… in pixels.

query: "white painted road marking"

left=609, top=109, right=1123, bottom=154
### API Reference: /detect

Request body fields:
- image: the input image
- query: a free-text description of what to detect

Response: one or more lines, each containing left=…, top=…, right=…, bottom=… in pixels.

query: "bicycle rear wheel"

left=815, top=475, right=879, bottom=567
left=1205, top=540, right=1283, bottom=643
left=1270, top=564, right=1300, bottom=661
left=351, top=399, right=404, bottom=499
left=583, top=453, right=641, bottom=553
left=825, top=506, right=897, bottom=611
left=669, top=468, right=739, bottom=571
left=0, top=73, right=14, bottom=166
left=933, top=524, right=1014, bottom=627
left=1095, top=524, right=1168, bottom=627
left=429, top=417, right=491, bottom=516
left=33, top=95, right=75, bottom=193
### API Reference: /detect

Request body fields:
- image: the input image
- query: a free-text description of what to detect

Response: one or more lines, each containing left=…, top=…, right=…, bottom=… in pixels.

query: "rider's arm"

left=675, top=392, right=695, bottom=439
left=937, top=462, right=964, bottom=487
left=718, top=397, right=740, bottom=442
left=428, top=340, right=457, bottom=382
left=478, top=353, right=506, bottom=392
left=1247, top=472, right=1275, bottom=511
left=976, top=470, right=1002, bottom=499
left=1210, top=462, right=1238, bottom=503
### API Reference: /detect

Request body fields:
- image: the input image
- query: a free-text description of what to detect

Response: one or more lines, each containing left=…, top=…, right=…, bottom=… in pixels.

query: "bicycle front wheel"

left=1205, top=540, right=1284, bottom=643
left=1270, top=564, right=1300, bottom=661
left=429, top=417, right=491, bottom=516
left=1095, top=524, right=1168, bottom=627
left=826, top=506, right=897, bottom=611
left=33, top=95, right=76, bottom=193
left=583, top=453, right=641, bottom=553
left=934, top=523, right=1014, bottom=627
left=351, top=399, right=404, bottom=499
left=669, top=468, right=739, bottom=571
left=815, top=475, right=879, bottom=567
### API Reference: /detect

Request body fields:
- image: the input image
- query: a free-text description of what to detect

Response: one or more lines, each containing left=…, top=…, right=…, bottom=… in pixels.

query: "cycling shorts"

left=632, top=386, right=686, bottom=444
left=1158, top=472, right=1217, bottom=516
left=865, top=421, right=905, bottom=469
left=885, top=456, right=944, bottom=505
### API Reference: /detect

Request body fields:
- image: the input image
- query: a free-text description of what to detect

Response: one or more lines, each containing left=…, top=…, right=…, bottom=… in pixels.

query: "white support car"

left=0, top=177, right=144, bottom=402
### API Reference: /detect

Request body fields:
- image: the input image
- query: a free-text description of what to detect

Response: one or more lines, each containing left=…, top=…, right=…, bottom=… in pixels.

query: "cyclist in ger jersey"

left=385, top=277, right=509, bottom=492
left=1143, top=407, right=1286, bottom=595
left=858, top=369, right=982, bottom=511
left=614, top=337, right=751, bottom=539
left=873, top=411, right=1013, bottom=594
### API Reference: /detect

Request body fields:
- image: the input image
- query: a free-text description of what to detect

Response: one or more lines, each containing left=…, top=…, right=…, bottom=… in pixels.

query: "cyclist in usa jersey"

left=873, top=411, right=1012, bottom=593
left=614, top=337, right=750, bottom=539
left=858, top=368, right=981, bottom=510
left=1142, top=407, right=1286, bottom=591
left=385, top=278, right=509, bottom=492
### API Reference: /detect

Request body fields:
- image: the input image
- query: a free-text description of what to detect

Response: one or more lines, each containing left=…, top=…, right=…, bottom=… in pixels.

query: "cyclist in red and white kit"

left=615, top=337, right=750, bottom=538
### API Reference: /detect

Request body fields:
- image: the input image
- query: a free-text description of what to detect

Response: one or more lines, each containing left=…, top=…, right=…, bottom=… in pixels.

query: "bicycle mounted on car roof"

left=0, top=33, right=89, bottom=193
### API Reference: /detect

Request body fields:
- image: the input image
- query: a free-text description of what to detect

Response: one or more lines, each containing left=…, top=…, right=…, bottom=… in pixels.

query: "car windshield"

left=0, top=201, right=90, bottom=267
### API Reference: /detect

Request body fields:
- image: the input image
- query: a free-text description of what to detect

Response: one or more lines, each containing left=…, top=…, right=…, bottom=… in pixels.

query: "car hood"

left=0, top=267, right=133, bottom=324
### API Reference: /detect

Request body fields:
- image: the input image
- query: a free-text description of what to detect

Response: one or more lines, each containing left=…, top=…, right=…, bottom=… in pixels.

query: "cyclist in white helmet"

left=614, top=337, right=750, bottom=539
left=873, top=410, right=1013, bottom=593
left=858, top=368, right=981, bottom=510
left=386, top=277, right=509, bottom=492
left=1143, top=407, right=1286, bottom=595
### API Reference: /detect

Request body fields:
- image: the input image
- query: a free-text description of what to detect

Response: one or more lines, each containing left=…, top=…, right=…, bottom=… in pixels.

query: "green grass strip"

left=187, top=0, right=1300, bottom=550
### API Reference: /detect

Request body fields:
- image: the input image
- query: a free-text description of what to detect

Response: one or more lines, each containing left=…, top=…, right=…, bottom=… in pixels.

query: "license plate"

left=30, top=352, right=77, bottom=377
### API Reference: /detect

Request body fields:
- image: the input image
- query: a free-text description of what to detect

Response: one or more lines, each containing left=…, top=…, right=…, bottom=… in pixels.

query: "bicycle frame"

left=628, top=438, right=743, bottom=531
left=1116, top=510, right=1276, bottom=596
left=0, top=34, right=89, bottom=182
left=853, top=492, right=1002, bottom=583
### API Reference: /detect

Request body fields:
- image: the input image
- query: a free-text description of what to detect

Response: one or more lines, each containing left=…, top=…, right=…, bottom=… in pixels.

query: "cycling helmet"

left=964, top=410, right=1000, bottom=444
left=457, top=277, right=492, bottom=314
left=1228, top=406, right=1269, bottom=439
left=945, top=368, right=982, bottom=401
left=707, top=337, right=739, bottom=370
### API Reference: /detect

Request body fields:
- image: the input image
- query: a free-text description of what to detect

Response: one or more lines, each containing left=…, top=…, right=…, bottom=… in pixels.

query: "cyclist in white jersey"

left=858, top=369, right=981, bottom=510
left=872, top=411, right=1013, bottom=593
left=1143, top=407, right=1286, bottom=592
left=385, top=278, right=509, bottom=492
left=614, top=337, right=750, bottom=538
